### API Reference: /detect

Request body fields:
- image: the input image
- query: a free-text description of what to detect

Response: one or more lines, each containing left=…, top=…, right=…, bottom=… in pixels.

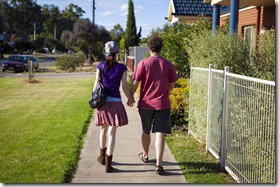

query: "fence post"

left=28, top=59, right=33, bottom=82
left=188, top=67, right=193, bottom=136
left=220, top=66, right=229, bottom=170
left=206, top=64, right=213, bottom=152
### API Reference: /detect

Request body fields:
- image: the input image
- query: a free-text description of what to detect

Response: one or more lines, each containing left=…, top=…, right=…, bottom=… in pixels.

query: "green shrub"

left=55, top=52, right=85, bottom=71
left=187, top=28, right=275, bottom=81
left=187, top=30, right=253, bottom=76
left=170, top=78, right=190, bottom=127
left=252, top=29, right=275, bottom=81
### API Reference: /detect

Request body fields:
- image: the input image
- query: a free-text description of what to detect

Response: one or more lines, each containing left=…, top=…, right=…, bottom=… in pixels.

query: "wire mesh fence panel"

left=225, top=74, right=275, bottom=183
left=189, top=68, right=209, bottom=143
left=208, top=69, right=224, bottom=159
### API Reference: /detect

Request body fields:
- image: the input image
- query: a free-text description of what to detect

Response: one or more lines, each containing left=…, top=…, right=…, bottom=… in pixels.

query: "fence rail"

left=189, top=65, right=275, bottom=183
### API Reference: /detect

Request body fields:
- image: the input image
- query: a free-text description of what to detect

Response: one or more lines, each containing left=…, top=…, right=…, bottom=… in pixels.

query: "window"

left=243, top=25, right=256, bottom=51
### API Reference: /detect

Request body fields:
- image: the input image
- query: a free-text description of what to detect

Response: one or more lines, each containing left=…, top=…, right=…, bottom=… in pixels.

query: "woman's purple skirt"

left=95, top=102, right=128, bottom=127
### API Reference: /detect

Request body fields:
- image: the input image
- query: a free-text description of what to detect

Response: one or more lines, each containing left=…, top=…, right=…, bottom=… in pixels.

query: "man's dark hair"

left=147, top=35, right=163, bottom=53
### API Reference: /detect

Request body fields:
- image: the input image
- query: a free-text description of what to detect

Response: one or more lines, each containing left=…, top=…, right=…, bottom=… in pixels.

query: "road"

left=0, top=54, right=95, bottom=78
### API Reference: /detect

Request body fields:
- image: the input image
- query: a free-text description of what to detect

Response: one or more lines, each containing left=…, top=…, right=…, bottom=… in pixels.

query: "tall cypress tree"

left=124, top=0, right=141, bottom=50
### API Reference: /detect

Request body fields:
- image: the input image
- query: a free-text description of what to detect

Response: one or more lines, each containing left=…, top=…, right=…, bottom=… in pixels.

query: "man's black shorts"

left=138, top=109, right=172, bottom=134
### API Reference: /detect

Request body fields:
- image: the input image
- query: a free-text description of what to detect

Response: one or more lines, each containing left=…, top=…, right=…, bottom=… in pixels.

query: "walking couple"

left=92, top=35, right=178, bottom=175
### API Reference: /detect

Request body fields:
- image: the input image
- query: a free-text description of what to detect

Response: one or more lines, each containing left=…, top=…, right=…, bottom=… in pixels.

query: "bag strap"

left=99, top=62, right=105, bottom=83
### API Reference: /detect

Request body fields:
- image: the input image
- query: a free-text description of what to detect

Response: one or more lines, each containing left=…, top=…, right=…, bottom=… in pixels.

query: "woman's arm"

left=93, top=68, right=100, bottom=91
left=122, top=70, right=135, bottom=106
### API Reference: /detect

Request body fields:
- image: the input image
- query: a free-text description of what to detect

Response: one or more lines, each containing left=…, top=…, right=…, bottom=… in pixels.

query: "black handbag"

left=89, top=62, right=107, bottom=109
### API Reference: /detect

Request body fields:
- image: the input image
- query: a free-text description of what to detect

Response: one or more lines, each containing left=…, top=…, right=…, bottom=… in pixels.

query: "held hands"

left=127, top=98, right=135, bottom=107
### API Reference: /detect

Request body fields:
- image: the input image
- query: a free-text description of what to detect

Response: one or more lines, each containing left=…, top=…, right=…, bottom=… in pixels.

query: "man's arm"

left=168, top=82, right=175, bottom=93
left=131, top=79, right=140, bottom=96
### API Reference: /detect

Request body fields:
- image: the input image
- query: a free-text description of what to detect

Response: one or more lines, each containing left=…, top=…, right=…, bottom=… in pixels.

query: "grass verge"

left=165, top=129, right=236, bottom=183
left=0, top=77, right=94, bottom=183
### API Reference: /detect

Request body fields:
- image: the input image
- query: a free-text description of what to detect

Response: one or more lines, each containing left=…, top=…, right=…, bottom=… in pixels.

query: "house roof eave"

left=171, top=15, right=212, bottom=23
left=172, top=13, right=212, bottom=17
left=208, top=0, right=275, bottom=7
left=167, top=0, right=176, bottom=22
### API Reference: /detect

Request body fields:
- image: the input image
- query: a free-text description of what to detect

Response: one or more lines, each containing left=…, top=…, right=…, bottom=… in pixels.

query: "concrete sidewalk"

left=72, top=91, right=187, bottom=184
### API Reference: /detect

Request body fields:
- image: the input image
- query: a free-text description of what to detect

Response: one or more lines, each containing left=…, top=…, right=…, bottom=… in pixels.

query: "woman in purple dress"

left=93, top=41, right=135, bottom=173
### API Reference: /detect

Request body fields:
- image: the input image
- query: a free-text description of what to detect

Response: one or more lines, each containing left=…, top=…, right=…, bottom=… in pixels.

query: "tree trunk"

left=87, top=48, right=93, bottom=65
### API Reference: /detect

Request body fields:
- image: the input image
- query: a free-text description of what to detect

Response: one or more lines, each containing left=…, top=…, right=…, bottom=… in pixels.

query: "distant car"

left=2, top=54, right=39, bottom=72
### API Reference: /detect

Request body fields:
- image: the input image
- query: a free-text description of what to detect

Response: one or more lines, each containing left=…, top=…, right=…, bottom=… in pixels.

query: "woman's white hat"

left=105, top=41, right=119, bottom=54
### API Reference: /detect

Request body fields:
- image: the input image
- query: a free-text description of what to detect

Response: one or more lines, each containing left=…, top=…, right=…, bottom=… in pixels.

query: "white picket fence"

left=189, top=65, right=275, bottom=183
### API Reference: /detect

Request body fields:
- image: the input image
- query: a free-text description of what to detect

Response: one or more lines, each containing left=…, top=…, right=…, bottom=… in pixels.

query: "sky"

left=35, top=0, right=171, bottom=38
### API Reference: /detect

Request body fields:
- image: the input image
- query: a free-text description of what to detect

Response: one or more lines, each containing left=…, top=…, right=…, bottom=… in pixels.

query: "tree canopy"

left=0, top=0, right=84, bottom=38
left=110, top=24, right=124, bottom=44
left=0, top=0, right=42, bottom=34
left=61, top=19, right=111, bottom=64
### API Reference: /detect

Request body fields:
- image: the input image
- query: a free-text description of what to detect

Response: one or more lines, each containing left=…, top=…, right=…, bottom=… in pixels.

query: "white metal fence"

left=189, top=65, right=276, bottom=183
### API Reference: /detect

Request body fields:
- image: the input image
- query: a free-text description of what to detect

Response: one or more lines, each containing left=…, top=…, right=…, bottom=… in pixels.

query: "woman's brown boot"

left=97, top=147, right=107, bottom=165
left=105, top=154, right=114, bottom=173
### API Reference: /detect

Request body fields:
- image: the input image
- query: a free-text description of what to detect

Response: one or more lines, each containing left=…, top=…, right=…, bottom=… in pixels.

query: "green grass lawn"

left=0, top=76, right=236, bottom=184
left=166, top=130, right=236, bottom=183
left=0, top=77, right=94, bottom=183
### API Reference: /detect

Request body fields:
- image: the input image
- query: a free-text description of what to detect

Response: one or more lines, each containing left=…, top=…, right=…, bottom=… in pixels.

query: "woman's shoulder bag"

left=89, top=62, right=107, bottom=109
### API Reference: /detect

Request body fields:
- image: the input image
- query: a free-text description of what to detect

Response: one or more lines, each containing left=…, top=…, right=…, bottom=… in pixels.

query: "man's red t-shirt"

left=132, top=56, right=178, bottom=110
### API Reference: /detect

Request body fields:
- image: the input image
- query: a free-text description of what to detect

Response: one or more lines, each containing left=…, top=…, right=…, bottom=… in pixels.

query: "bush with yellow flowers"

left=169, top=78, right=190, bottom=127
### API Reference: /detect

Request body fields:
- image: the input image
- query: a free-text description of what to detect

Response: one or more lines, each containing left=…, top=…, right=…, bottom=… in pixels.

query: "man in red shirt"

left=131, top=35, right=178, bottom=175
